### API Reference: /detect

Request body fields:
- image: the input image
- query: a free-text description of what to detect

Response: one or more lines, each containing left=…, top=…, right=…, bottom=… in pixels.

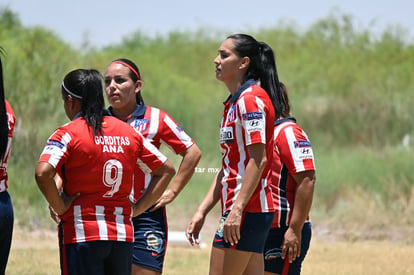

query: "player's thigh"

left=132, top=263, right=161, bottom=275
left=210, top=246, right=256, bottom=275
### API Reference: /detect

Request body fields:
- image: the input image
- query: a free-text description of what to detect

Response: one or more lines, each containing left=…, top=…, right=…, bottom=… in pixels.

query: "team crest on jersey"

left=227, top=105, right=237, bottom=122
left=134, top=119, right=149, bottom=132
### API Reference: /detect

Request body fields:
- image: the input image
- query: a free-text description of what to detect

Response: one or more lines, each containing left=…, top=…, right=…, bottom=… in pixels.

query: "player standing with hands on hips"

left=104, top=58, right=201, bottom=275
left=186, top=34, right=286, bottom=275
left=0, top=47, right=16, bottom=275
left=35, top=68, right=175, bottom=275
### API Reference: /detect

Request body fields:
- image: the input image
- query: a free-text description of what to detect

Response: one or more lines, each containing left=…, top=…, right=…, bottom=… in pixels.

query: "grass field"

left=6, top=226, right=414, bottom=275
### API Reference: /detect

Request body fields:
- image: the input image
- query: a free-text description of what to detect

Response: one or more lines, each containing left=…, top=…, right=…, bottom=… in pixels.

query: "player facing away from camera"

left=35, top=68, right=175, bottom=275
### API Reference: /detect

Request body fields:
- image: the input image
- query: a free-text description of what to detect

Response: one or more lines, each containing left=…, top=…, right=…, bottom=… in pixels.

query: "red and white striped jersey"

left=0, top=100, right=15, bottom=192
left=109, top=104, right=194, bottom=201
left=219, top=80, right=275, bottom=214
left=271, top=117, right=315, bottom=228
left=38, top=115, right=167, bottom=244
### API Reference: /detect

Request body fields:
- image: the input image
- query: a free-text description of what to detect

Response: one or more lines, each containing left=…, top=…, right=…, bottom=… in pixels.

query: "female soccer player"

left=264, top=82, right=316, bottom=275
left=0, top=47, right=16, bottom=275
left=104, top=58, right=201, bottom=275
left=187, top=34, right=285, bottom=275
left=35, top=68, right=175, bottom=275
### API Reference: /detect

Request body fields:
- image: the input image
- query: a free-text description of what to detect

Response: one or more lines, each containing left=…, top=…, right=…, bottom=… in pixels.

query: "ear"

left=134, top=80, right=143, bottom=94
left=239, top=56, right=250, bottom=70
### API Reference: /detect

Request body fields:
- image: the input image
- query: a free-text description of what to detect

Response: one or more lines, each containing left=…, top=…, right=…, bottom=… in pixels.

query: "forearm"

left=35, top=163, right=65, bottom=214
left=195, top=169, right=222, bottom=216
left=168, top=144, right=201, bottom=196
left=232, top=143, right=266, bottom=214
left=133, top=161, right=175, bottom=215
left=289, top=171, right=316, bottom=233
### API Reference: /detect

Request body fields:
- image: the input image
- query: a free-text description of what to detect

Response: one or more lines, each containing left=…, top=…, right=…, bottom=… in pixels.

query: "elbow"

left=165, top=160, right=176, bottom=179
left=185, top=144, right=202, bottom=164
left=259, top=155, right=268, bottom=171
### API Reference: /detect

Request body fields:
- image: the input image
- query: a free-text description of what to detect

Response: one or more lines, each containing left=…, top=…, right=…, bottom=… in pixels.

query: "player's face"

left=214, top=38, right=244, bottom=84
left=104, top=63, right=141, bottom=111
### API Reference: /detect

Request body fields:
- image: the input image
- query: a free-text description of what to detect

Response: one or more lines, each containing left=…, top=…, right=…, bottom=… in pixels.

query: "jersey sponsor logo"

left=46, top=140, right=64, bottom=149
left=220, top=127, right=234, bottom=144
left=176, top=125, right=183, bottom=132
left=293, top=140, right=314, bottom=159
left=134, top=119, right=149, bottom=132
left=227, top=105, right=237, bottom=122
left=242, top=112, right=263, bottom=120
left=294, top=140, right=311, bottom=148
left=245, top=119, right=263, bottom=133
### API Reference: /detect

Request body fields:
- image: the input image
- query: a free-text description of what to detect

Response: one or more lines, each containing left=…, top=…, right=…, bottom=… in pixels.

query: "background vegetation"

left=1, top=7, right=414, bottom=242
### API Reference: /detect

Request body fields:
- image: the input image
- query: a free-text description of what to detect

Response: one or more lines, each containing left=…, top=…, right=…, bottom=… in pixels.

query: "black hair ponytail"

left=0, top=47, right=8, bottom=160
left=62, top=69, right=105, bottom=135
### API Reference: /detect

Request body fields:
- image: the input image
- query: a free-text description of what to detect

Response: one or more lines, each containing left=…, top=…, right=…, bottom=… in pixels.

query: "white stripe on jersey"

left=239, top=95, right=266, bottom=145
left=43, top=132, right=72, bottom=168
left=147, top=108, right=160, bottom=141
left=259, top=178, right=270, bottom=210
left=96, top=206, right=108, bottom=240
left=162, top=115, right=193, bottom=148
left=74, top=205, right=86, bottom=242
left=285, top=127, right=314, bottom=172
left=274, top=122, right=296, bottom=139
left=115, top=207, right=127, bottom=241
left=136, top=135, right=167, bottom=174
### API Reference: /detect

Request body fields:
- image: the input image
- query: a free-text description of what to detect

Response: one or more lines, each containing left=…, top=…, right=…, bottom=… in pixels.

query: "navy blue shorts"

left=131, top=206, right=167, bottom=273
left=0, top=191, right=13, bottom=275
left=212, top=210, right=274, bottom=253
left=263, top=221, right=312, bottom=275
left=60, top=240, right=133, bottom=275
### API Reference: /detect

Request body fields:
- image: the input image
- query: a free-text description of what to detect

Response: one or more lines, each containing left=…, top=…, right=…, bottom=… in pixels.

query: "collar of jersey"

left=107, top=103, right=147, bottom=120
left=274, top=116, right=296, bottom=126
left=229, top=79, right=256, bottom=103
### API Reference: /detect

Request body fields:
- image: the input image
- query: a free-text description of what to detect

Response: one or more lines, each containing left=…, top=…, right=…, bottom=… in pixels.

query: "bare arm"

left=34, top=162, right=79, bottom=215
left=152, top=144, right=202, bottom=210
left=186, top=169, right=223, bottom=245
left=224, top=143, right=267, bottom=246
left=131, top=160, right=175, bottom=217
left=282, top=170, right=316, bottom=262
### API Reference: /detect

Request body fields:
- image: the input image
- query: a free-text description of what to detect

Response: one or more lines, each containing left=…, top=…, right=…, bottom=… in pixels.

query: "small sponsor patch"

left=294, top=140, right=311, bottom=148
left=134, top=119, right=149, bottom=132
left=242, top=112, right=263, bottom=120
left=176, top=125, right=183, bottom=132
left=220, top=127, right=234, bottom=144
left=245, top=119, right=263, bottom=133
left=46, top=140, right=64, bottom=149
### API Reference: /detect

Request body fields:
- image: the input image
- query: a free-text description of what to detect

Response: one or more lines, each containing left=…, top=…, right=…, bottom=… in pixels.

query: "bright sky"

left=2, top=0, right=412, bottom=48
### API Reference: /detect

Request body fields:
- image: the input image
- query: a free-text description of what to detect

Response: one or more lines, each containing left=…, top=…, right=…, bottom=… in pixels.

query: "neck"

left=225, top=75, right=245, bottom=95
left=112, top=104, right=137, bottom=121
